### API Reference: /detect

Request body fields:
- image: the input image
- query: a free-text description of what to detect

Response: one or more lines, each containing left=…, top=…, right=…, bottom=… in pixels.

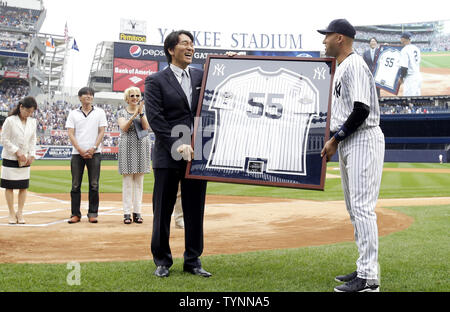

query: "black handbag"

left=133, top=118, right=149, bottom=140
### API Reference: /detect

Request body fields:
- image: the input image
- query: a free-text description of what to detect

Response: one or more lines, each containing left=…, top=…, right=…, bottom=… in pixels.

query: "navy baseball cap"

left=317, top=19, right=356, bottom=39
left=401, top=32, right=412, bottom=39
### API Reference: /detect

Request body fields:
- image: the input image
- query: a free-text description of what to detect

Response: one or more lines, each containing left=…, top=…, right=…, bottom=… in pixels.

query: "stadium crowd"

left=0, top=5, right=41, bottom=31
left=34, top=100, right=121, bottom=147
left=356, top=30, right=433, bottom=43
left=1, top=85, right=449, bottom=147
left=0, top=79, right=29, bottom=111
left=354, top=28, right=449, bottom=53
left=430, top=34, right=450, bottom=51
left=380, top=99, right=450, bottom=114
left=0, top=37, right=28, bottom=51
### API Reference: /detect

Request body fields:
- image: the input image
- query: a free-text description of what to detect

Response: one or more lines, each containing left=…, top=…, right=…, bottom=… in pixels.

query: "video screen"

left=353, top=19, right=450, bottom=97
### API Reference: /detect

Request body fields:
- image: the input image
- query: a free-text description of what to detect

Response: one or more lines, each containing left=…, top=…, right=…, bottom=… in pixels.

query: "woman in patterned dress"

left=117, top=87, right=151, bottom=224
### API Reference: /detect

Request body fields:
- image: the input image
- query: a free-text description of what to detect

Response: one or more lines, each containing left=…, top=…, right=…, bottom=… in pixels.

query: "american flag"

left=64, top=22, right=69, bottom=42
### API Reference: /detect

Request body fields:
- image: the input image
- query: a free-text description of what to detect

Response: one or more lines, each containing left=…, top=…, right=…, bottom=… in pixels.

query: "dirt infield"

left=3, top=191, right=441, bottom=264
left=380, top=66, right=450, bottom=96
left=0, top=166, right=448, bottom=264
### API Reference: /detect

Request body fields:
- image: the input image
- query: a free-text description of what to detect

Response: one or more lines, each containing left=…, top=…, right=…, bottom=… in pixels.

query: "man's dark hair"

left=9, top=96, right=38, bottom=116
left=78, top=87, right=95, bottom=97
left=369, top=37, right=378, bottom=43
left=163, top=30, right=194, bottom=64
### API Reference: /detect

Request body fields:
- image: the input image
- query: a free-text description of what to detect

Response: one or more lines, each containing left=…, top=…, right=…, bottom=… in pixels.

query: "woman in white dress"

left=1, top=96, right=37, bottom=224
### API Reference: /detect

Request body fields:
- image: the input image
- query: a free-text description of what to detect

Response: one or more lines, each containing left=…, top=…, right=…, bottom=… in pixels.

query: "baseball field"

left=0, top=160, right=449, bottom=292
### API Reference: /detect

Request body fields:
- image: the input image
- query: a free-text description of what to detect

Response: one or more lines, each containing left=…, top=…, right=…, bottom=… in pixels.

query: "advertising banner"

left=113, top=58, right=158, bottom=92
left=113, top=42, right=320, bottom=93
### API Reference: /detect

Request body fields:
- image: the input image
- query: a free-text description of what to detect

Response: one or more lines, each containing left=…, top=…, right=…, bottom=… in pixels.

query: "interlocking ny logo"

left=213, top=64, right=225, bottom=76
left=313, top=67, right=326, bottom=80
left=334, top=81, right=342, bottom=98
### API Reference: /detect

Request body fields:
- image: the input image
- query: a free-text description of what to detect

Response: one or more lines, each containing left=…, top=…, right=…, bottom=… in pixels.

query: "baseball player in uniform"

left=399, top=32, right=422, bottom=96
left=318, top=19, right=385, bottom=292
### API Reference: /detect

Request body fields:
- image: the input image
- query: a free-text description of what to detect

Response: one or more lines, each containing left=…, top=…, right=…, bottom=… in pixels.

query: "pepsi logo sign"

left=129, top=45, right=142, bottom=58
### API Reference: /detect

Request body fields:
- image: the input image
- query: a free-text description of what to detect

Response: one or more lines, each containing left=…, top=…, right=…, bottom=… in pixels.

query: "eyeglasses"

left=130, top=94, right=141, bottom=98
left=177, top=40, right=194, bottom=48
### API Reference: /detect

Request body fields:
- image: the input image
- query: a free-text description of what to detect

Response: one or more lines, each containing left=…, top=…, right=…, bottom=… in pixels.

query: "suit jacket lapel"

left=163, top=67, right=190, bottom=108
left=189, top=68, right=200, bottom=113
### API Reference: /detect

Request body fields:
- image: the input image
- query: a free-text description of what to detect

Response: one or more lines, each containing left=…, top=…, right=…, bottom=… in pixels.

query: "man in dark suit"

left=144, top=30, right=211, bottom=278
left=363, top=37, right=381, bottom=98
left=363, top=37, right=378, bottom=72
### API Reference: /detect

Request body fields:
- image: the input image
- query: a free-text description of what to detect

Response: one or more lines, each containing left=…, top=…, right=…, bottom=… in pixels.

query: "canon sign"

left=129, top=45, right=165, bottom=58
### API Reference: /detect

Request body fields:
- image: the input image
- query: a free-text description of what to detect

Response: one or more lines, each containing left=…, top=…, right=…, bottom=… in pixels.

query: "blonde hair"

left=123, top=87, right=141, bottom=101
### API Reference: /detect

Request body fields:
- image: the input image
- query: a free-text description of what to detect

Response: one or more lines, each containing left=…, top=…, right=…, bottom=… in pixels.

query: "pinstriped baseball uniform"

left=400, top=44, right=422, bottom=96
left=207, top=67, right=319, bottom=175
left=331, top=53, right=385, bottom=281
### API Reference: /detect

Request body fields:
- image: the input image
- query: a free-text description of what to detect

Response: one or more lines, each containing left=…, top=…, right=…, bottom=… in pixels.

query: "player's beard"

left=325, top=45, right=338, bottom=57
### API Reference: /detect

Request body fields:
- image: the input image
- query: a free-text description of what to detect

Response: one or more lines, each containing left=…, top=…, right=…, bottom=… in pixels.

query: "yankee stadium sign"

left=156, top=28, right=302, bottom=50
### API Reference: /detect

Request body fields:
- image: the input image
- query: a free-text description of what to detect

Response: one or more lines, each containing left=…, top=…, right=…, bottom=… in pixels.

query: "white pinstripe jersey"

left=330, top=53, right=380, bottom=133
left=207, top=67, right=319, bottom=175
left=400, top=44, right=421, bottom=77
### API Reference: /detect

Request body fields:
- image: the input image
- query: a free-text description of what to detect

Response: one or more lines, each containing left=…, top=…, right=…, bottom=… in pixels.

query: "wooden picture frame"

left=373, top=45, right=403, bottom=95
left=186, top=55, right=335, bottom=190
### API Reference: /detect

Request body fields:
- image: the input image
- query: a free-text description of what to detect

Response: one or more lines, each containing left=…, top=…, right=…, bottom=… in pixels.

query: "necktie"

left=181, top=70, right=191, bottom=107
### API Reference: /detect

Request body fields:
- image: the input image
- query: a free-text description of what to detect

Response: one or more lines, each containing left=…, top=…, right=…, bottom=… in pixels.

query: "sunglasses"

left=130, top=94, right=141, bottom=98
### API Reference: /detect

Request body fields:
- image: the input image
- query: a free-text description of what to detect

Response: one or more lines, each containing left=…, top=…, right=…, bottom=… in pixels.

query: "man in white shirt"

left=65, top=87, right=107, bottom=224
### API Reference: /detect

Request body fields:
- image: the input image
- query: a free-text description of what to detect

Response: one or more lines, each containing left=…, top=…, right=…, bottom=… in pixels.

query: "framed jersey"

left=373, top=45, right=403, bottom=94
left=186, top=55, right=335, bottom=190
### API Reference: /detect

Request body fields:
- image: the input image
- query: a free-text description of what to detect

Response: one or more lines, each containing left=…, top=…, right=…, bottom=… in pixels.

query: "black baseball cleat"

left=334, top=277, right=379, bottom=292
left=335, top=271, right=357, bottom=283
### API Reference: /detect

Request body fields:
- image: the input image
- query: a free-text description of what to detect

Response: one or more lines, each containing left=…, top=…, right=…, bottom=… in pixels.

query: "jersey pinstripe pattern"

left=400, top=44, right=421, bottom=76
left=400, top=44, right=422, bottom=96
left=331, top=53, right=380, bottom=132
left=207, top=67, right=319, bottom=175
left=331, top=53, right=385, bottom=281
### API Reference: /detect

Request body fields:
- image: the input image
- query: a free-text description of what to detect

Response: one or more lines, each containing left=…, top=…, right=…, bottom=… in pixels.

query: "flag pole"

left=62, top=22, right=70, bottom=105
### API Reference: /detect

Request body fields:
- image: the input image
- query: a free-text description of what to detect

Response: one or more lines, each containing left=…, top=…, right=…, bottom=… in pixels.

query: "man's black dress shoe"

left=183, top=266, right=212, bottom=278
left=154, top=266, right=169, bottom=277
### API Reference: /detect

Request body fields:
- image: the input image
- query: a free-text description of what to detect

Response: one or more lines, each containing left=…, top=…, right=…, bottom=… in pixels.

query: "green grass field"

left=421, top=51, right=450, bottom=68
left=0, top=160, right=449, bottom=292
left=25, top=160, right=450, bottom=201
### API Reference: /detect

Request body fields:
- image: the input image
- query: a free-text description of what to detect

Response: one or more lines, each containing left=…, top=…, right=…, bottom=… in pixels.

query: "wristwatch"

left=139, top=113, right=144, bottom=118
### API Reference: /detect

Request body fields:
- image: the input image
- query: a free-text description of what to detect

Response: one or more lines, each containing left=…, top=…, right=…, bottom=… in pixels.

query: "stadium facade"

left=0, top=3, right=449, bottom=162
